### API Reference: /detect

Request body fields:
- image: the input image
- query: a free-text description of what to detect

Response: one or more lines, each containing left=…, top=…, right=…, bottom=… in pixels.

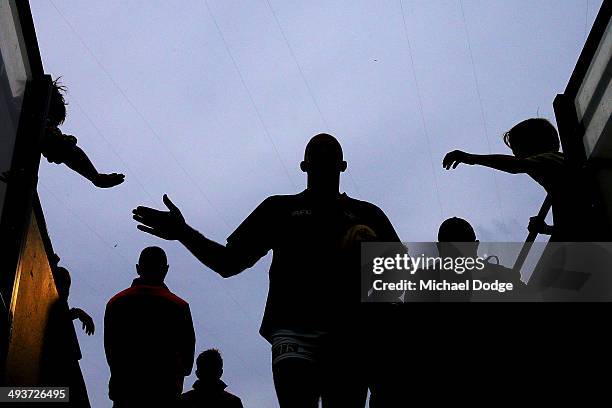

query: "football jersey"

left=226, top=190, right=400, bottom=342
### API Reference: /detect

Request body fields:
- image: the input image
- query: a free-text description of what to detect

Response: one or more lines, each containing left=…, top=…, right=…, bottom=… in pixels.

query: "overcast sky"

left=30, top=1, right=602, bottom=406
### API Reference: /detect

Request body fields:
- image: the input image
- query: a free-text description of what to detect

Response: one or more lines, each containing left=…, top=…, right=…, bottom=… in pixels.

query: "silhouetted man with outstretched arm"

left=132, top=134, right=401, bottom=408
left=104, top=246, right=195, bottom=407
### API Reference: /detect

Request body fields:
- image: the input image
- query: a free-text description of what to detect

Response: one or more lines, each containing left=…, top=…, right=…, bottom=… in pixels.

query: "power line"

left=70, top=97, right=157, bottom=204
left=203, top=0, right=297, bottom=190
left=585, top=0, right=590, bottom=41
left=398, top=0, right=444, bottom=220
left=263, top=0, right=361, bottom=195
left=265, top=0, right=327, bottom=128
left=49, top=0, right=231, bottom=229
left=38, top=182, right=134, bottom=268
left=458, top=0, right=510, bottom=240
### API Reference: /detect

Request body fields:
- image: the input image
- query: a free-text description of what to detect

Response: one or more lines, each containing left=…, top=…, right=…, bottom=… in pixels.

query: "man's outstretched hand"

left=132, top=194, right=187, bottom=240
left=443, top=150, right=474, bottom=170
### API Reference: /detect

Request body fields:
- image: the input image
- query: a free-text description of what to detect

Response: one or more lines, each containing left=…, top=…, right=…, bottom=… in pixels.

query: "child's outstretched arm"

left=443, top=150, right=539, bottom=174
left=69, top=307, right=95, bottom=335
left=60, top=139, right=125, bottom=188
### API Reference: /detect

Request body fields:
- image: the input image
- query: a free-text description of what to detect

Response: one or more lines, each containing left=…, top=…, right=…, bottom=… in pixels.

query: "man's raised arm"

left=132, top=194, right=246, bottom=278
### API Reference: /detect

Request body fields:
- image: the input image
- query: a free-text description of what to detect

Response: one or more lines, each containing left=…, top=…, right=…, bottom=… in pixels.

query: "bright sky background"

left=30, top=1, right=602, bottom=406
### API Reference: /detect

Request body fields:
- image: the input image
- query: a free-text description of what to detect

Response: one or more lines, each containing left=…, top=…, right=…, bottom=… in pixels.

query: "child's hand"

left=74, top=308, right=95, bottom=335
left=443, top=150, right=473, bottom=169
left=0, top=169, right=26, bottom=183
left=93, top=173, right=125, bottom=188
left=528, top=217, right=554, bottom=235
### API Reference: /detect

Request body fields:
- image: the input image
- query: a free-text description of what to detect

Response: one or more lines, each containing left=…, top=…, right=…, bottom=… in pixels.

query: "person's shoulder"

left=254, top=192, right=308, bottom=213
left=222, top=390, right=243, bottom=405
left=264, top=192, right=305, bottom=205
left=160, top=289, right=189, bottom=307
left=106, top=286, right=136, bottom=307
left=178, top=389, right=196, bottom=400
left=344, top=195, right=388, bottom=217
left=177, top=389, right=197, bottom=406
left=525, top=151, right=566, bottom=165
left=107, top=285, right=188, bottom=308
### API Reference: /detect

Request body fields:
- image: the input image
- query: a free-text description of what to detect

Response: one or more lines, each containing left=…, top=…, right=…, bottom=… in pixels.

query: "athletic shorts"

left=270, top=329, right=328, bottom=366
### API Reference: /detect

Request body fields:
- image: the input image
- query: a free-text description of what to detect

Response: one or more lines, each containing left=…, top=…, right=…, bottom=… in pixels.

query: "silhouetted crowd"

left=27, top=79, right=609, bottom=408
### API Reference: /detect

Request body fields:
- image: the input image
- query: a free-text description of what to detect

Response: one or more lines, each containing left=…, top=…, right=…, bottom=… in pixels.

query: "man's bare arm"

left=133, top=194, right=244, bottom=278
left=178, top=225, right=244, bottom=278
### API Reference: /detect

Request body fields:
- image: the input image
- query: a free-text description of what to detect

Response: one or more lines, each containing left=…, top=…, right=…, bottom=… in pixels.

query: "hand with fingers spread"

left=132, top=194, right=187, bottom=240
left=72, top=308, right=95, bottom=335
left=443, top=150, right=474, bottom=170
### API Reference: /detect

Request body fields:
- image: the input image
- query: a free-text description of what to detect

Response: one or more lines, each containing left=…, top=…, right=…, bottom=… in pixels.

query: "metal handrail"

left=512, top=195, right=552, bottom=274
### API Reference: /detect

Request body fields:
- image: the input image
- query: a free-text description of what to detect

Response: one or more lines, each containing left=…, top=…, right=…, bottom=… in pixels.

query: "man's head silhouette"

left=437, top=217, right=479, bottom=258
left=300, top=134, right=347, bottom=194
left=136, top=246, right=169, bottom=284
left=54, top=266, right=71, bottom=300
left=195, top=348, right=223, bottom=382
left=438, top=217, right=477, bottom=242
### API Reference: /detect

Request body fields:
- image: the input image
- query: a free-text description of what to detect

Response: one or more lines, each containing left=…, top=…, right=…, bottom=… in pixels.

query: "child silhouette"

left=443, top=118, right=597, bottom=241
left=41, top=79, right=125, bottom=188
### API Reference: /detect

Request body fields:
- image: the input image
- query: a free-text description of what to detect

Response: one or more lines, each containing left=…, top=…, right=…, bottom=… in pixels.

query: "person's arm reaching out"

left=178, top=225, right=246, bottom=278
left=132, top=195, right=270, bottom=278
left=69, top=307, right=95, bottom=335
left=43, top=129, right=125, bottom=188
left=443, top=150, right=548, bottom=174
left=62, top=143, right=125, bottom=188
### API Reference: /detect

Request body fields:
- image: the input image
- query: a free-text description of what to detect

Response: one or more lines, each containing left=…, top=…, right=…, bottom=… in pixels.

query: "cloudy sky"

left=29, top=0, right=601, bottom=406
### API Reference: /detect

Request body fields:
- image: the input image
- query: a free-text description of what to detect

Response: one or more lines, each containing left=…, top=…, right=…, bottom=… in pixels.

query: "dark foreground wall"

left=5, top=208, right=57, bottom=385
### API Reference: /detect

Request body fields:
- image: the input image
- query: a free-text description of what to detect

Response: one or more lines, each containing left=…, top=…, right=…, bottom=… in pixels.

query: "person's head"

left=195, top=348, right=223, bottom=381
left=54, top=266, right=71, bottom=300
left=47, top=78, right=67, bottom=128
left=300, top=134, right=347, bottom=190
left=437, top=217, right=479, bottom=258
left=136, top=246, right=168, bottom=283
left=503, top=118, right=560, bottom=158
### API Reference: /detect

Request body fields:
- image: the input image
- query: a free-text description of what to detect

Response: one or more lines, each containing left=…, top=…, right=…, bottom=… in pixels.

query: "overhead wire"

left=264, top=0, right=361, bottom=195
left=585, top=0, right=590, bottom=41
left=203, top=0, right=297, bottom=190
left=69, top=97, right=157, bottom=204
left=398, top=0, right=445, bottom=220
left=49, top=0, right=232, bottom=229
left=458, top=0, right=511, bottom=240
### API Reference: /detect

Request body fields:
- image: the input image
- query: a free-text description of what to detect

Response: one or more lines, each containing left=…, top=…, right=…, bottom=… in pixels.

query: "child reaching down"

left=443, top=118, right=599, bottom=241
left=42, top=79, right=125, bottom=188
